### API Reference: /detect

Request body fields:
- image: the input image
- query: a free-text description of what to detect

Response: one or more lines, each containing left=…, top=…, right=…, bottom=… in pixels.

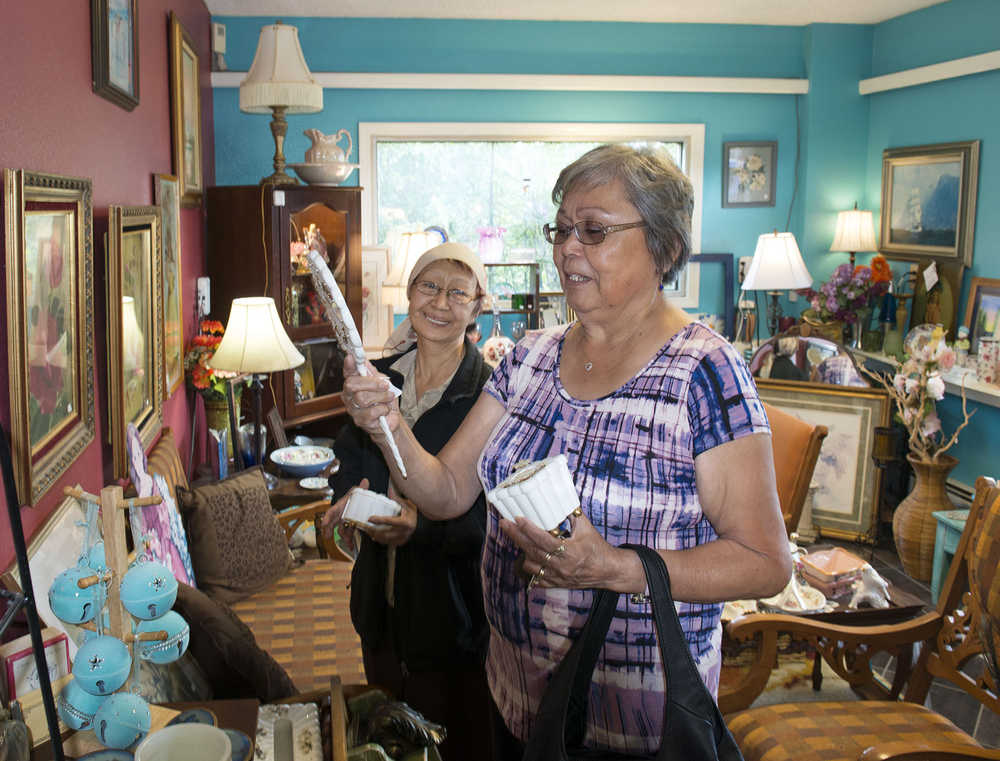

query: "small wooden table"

left=931, top=509, right=969, bottom=602
left=265, top=460, right=340, bottom=511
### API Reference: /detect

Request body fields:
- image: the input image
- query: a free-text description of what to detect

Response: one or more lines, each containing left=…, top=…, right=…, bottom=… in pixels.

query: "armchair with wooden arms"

left=763, top=401, right=828, bottom=536
left=718, top=475, right=1000, bottom=761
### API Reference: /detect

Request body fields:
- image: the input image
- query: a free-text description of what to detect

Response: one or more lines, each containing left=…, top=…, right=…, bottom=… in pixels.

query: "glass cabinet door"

left=284, top=201, right=348, bottom=334
left=280, top=198, right=354, bottom=424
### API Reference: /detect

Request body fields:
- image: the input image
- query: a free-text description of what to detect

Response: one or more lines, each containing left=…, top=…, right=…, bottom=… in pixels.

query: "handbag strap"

left=522, top=544, right=743, bottom=760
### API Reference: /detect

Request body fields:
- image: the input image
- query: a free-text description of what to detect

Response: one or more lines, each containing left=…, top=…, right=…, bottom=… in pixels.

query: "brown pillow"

left=173, top=581, right=297, bottom=702
left=176, top=467, right=293, bottom=604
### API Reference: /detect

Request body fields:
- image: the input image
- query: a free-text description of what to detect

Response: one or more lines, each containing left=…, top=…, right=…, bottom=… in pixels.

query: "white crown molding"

left=859, top=49, right=1000, bottom=95
left=212, top=70, right=808, bottom=94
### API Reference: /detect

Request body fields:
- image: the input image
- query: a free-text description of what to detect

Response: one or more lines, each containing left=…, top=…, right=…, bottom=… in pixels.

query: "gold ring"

left=527, top=573, right=539, bottom=589
left=536, top=566, right=546, bottom=579
left=555, top=543, right=566, bottom=555
left=542, top=550, right=555, bottom=565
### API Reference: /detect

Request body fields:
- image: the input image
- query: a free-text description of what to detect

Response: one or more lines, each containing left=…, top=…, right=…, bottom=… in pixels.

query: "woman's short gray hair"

left=551, top=144, right=694, bottom=286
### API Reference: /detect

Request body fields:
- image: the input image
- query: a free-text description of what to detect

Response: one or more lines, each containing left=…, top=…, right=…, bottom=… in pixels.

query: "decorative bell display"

left=93, top=692, right=151, bottom=749
left=134, top=611, right=190, bottom=664
left=56, top=678, right=109, bottom=731
left=72, top=635, right=131, bottom=696
left=119, top=560, right=178, bottom=619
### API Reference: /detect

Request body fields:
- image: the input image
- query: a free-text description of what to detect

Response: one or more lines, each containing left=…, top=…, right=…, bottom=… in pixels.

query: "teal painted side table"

left=931, top=509, right=969, bottom=602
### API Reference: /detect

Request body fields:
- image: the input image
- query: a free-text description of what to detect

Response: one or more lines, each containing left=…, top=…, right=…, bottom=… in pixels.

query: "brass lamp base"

left=260, top=105, right=300, bottom=186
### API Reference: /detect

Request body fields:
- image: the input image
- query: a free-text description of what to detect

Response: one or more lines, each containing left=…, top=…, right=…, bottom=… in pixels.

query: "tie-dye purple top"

left=477, top=322, right=769, bottom=753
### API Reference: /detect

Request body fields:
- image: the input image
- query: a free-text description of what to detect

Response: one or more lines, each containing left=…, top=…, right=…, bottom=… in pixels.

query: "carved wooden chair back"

left=721, top=475, right=1000, bottom=761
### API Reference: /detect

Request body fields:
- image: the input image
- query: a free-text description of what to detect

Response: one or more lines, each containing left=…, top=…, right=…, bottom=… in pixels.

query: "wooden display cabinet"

left=206, top=185, right=362, bottom=429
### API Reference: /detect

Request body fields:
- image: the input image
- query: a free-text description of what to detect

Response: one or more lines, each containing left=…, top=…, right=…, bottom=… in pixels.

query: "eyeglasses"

left=412, top=279, right=478, bottom=305
left=542, top=220, right=647, bottom=245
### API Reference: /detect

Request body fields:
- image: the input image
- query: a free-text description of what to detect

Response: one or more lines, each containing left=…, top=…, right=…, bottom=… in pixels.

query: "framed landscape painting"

left=108, top=205, right=164, bottom=478
left=3, top=170, right=96, bottom=506
left=756, top=379, right=890, bottom=543
left=155, top=173, right=184, bottom=393
left=90, top=0, right=139, bottom=110
left=169, top=12, right=203, bottom=206
left=879, top=140, right=980, bottom=266
left=964, top=276, right=1000, bottom=355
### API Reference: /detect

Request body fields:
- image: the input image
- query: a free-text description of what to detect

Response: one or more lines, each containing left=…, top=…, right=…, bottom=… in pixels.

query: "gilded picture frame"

left=756, top=379, right=890, bottom=543
left=108, top=205, right=164, bottom=478
left=169, top=12, right=203, bottom=206
left=90, top=0, right=139, bottom=111
left=3, top=170, right=96, bottom=506
left=963, top=276, right=1000, bottom=355
left=154, top=173, right=184, bottom=393
left=879, top=140, right=980, bottom=267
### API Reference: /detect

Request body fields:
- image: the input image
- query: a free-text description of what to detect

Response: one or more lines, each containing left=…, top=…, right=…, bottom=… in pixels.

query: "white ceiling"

left=203, top=0, right=944, bottom=26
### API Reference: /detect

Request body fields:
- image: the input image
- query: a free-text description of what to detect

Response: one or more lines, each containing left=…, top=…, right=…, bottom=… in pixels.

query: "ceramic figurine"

left=955, top=326, right=971, bottom=368
left=848, top=564, right=891, bottom=609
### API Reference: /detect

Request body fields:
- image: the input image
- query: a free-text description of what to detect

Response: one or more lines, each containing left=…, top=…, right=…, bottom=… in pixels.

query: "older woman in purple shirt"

left=339, top=144, right=792, bottom=756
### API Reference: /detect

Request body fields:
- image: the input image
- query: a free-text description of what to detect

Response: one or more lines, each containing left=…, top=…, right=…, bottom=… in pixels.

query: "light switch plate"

left=738, top=256, right=752, bottom=284
left=197, top=276, right=210, bottom=317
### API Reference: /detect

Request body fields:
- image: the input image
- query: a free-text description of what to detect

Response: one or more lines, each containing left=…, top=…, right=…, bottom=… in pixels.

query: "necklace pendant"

left=584, top=361, right=593, bottom=372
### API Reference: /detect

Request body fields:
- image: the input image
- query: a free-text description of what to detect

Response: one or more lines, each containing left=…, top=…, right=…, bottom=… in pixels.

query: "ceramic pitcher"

left=304, top=128, right=353, bottom=163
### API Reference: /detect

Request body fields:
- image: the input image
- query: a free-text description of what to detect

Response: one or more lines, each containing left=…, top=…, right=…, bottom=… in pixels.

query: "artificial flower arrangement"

left=861, top=324, right=973, bottom=464
left=183, top=319, right=239, bottom=402
left=801, top=256, right=891, bottom=324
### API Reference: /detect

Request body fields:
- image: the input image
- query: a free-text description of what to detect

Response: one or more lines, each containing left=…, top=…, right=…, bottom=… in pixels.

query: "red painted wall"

left=0, top=1, right=214, bottom=571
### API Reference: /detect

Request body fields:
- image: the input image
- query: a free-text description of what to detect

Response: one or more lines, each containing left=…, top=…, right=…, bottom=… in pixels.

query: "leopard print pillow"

left=177, top=467, right=293, bottom=604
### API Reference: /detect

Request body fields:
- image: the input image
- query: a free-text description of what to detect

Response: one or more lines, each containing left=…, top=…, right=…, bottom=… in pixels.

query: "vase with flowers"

left=184, top=320, right=242, bottom=439
left=861, top=324, right=974, bottom=581
left=800, top=258, right=891, bottom=346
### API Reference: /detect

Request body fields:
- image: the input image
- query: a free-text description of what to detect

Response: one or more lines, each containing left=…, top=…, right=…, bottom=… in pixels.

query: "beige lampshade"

left=831, top=205, right=877, bottom=253
left=239, top=22, right=323, bottom=114
left=742, top=231, right=813, bottom=291
left=383, top=231, right=439, bottom=311
left=208, top=297, right=304, bottom=373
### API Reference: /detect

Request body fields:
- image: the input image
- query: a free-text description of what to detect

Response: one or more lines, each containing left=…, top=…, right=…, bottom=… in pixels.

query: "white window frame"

left=359, top=122, right=705, bottom=307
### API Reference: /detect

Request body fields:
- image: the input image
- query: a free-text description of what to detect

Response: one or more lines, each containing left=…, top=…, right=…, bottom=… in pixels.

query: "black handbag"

left=522, top=544, right=744, bottom=761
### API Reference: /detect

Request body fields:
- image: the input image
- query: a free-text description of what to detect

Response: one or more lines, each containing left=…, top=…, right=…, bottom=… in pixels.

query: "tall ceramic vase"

left=893, top=453, right=958, bottom=582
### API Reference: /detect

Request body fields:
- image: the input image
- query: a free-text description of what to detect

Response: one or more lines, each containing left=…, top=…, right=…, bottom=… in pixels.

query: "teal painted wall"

left=866, top=0, right=1000, bottom=486
left=211, top=4, right=999, bottom=485
left=212, top=17, right=806, bottom=317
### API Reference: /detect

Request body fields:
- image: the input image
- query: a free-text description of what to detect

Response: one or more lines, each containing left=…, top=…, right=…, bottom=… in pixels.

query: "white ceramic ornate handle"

left=305, top=250, right=407, bottom=477
left=336, top=128, right=353, bottom=161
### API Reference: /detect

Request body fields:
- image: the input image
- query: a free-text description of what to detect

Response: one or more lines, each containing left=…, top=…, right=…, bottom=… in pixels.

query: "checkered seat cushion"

left=725, top=701, right=980, bottom=761
left=229, top=558, right=366, bottom=693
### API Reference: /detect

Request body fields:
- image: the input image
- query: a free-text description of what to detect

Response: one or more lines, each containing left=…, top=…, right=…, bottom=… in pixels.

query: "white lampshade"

left=742, top=232, right=813, bottom=291
left=831, top=205, right=877, bottom=253
left=239, top=23, right=323, bottom=114
left=208, top=297, right=304, bottom=373
left=383, top=231, right=439, bottom=312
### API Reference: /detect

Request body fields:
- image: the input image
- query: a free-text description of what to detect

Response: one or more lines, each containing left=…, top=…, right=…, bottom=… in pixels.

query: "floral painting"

left=122, top=227, right=152, bottom=425
left=756, top=380, right=889, bottom=542
left=723, top=141, right=777, bottom=207
left=155, top=174, right=184, bottom=393
left=25, top=211, right=77, bottom=451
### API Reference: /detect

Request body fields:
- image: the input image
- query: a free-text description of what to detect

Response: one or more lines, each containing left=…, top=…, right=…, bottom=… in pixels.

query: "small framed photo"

left=755, top=379, right=890, bottom=543
left=90, top=0, right=139, bottom=111
left=879, top=140, right=980, bottom=266
left=722, top=141, right=777, bottom=208
left=963, top=276, right=1000, bottom=355
left=170, top=12, right=204, bottom=206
